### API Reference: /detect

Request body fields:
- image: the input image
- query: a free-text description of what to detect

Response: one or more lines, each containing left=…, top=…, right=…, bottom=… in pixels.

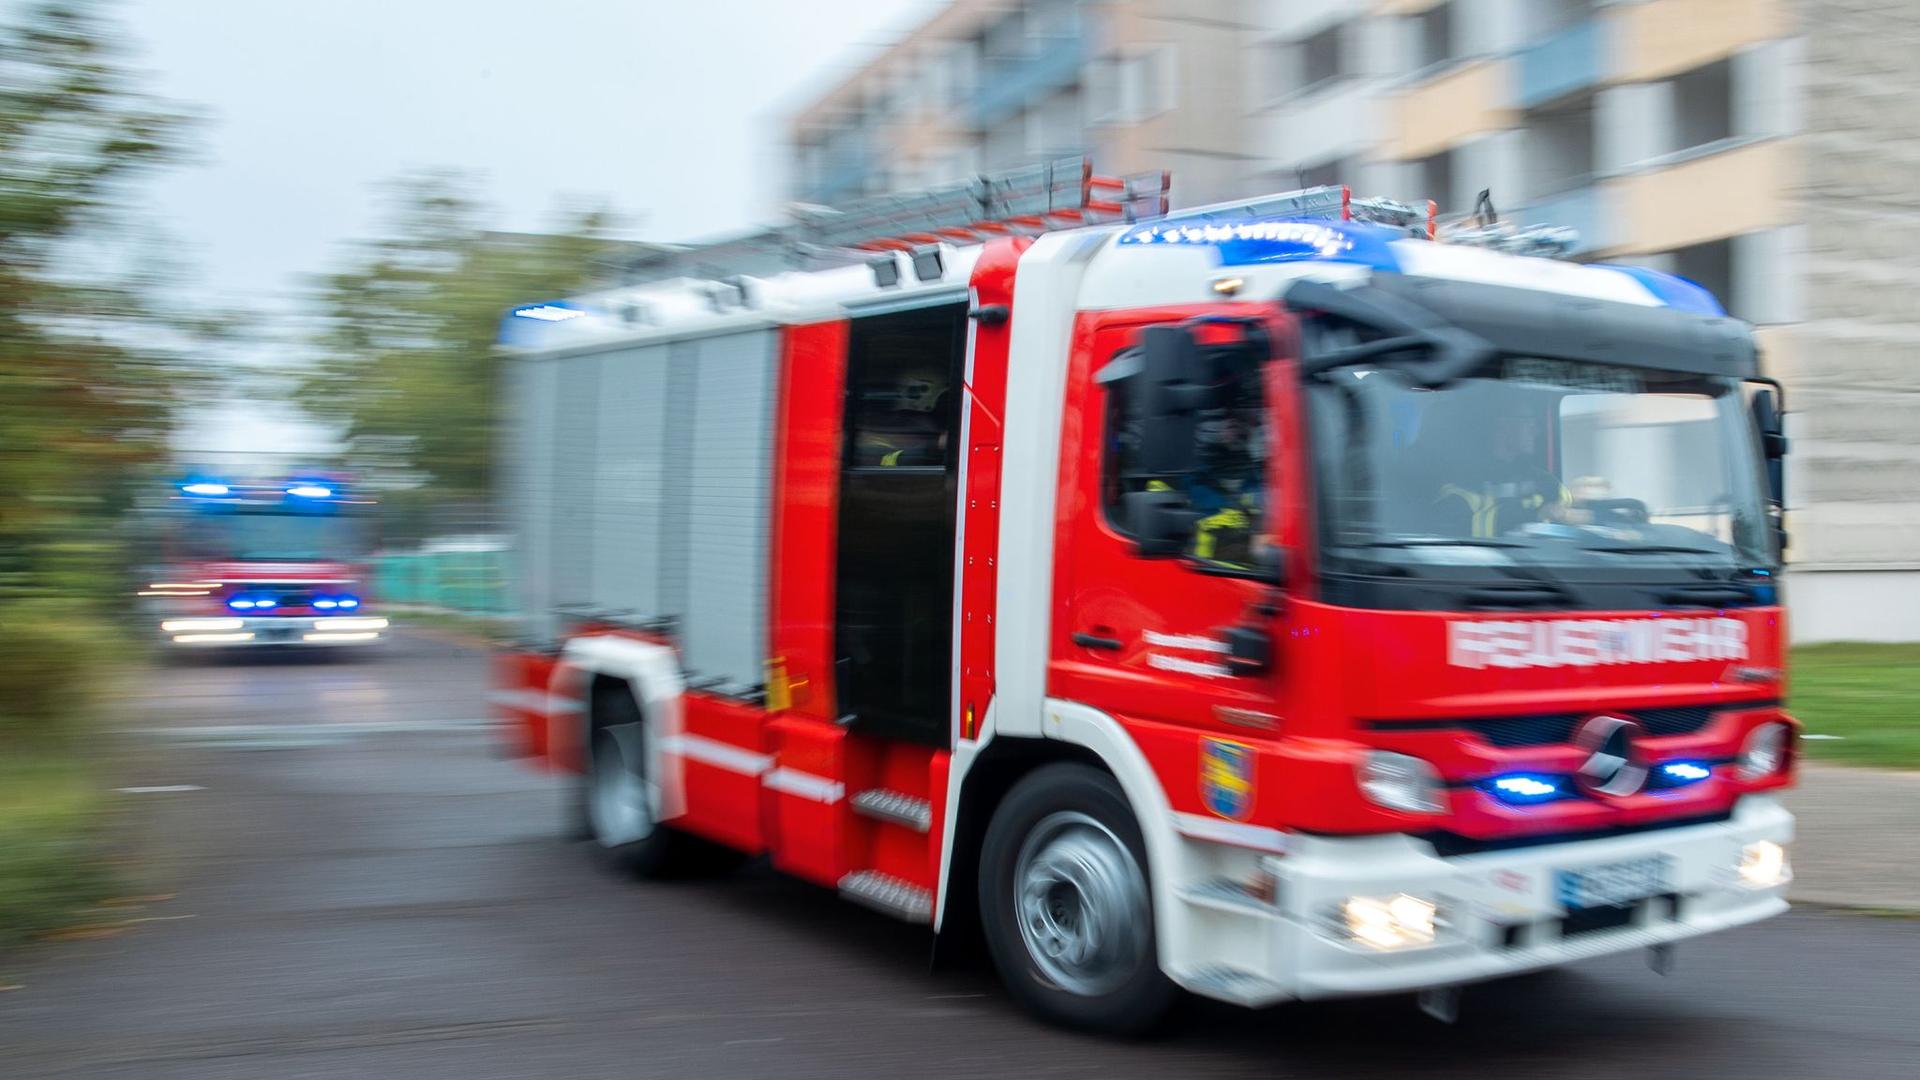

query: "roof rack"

left=1119, top=185, right=1438, bottom=241
left=606, top=157, right=1171, bottom=286
left=793, top=156, right=1169, bottom=251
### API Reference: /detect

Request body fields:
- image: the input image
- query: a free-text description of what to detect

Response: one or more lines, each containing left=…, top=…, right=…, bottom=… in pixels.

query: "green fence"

left=374, top=547, right=513, bottom=614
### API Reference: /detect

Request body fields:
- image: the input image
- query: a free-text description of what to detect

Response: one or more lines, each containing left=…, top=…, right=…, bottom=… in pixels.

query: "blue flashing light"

left=182, top=482, right=231, bottom=497
left=314, top=598, right=338, bottom=610
left=286, top=484, right=333, bottom=499
left=510, top=303, right=586, bottom=322
left=1487, top=774, right=1563, bottom=804
left=338, top=596, right=360, bottom=609
left=1594, top=264, right=1727, bottom=316
left=254, top=597, right=277, bottom=610
left=1660, top=761, right=1712, bottom=785
left=228, top=598, right=255, bottom=610
left=1117, top=217, right=1403, bottom=272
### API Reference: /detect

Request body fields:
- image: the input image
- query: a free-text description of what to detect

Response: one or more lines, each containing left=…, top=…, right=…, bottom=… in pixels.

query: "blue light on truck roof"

left=1488, top=774, right=1562, bottom=804
left=511, top=303, right=585, bottom=322
left=182, top=482, right=230, bottom=497
left=286, top=484, right=333, bottom=499
left=1117, top=217, right=1401, bottom=272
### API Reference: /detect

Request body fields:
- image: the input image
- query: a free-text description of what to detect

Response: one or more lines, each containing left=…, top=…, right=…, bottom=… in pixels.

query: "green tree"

left=299, top=175, right=614, bottom=541
left=0, top=0, right=200, bottom=739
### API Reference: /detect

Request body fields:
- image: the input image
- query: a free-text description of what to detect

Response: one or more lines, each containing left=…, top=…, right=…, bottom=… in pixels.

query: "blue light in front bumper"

left=1486, top=774, right=1563, bottom=804
left=1661, top=761, right=1712, bottom=785
left=227, top=598, right=255, bottom=610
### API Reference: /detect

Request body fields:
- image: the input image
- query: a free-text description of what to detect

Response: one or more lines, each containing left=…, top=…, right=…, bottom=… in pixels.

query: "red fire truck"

left=492, top=161, right=1795, bottom=1031
left=139, top=475, right=387, bottom=649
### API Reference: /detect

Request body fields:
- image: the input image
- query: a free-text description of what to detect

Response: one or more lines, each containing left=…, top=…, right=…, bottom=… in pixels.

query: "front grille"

left=1421, top=811, right=1734, bottom=857
left=1369, top=702, right=1770, bottom=748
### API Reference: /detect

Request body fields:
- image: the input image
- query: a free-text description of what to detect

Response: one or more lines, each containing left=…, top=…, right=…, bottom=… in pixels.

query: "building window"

left=1525, top=0, right=1595, bottom=43
left=1525, top=102, right=1595, bottom=198
left=1300, top=157, right=1347, bottom=190
left=1410, top=2, right=1455, bottom=73
left=1416, top=148, right=1455, bottom=212
left=1671, top=239, right=1735, bottom=318
left=1672, top=59, right=1734, bottom=153
left=1090, top=47, right=1178, bottom=124
left=1299, top=22, right=1347, bottom=94
left=1131, top=46, right=1177, bottom=118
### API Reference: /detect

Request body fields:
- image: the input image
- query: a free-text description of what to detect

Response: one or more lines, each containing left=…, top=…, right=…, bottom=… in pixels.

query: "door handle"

left=1072, top=632, right=1124, bottom=651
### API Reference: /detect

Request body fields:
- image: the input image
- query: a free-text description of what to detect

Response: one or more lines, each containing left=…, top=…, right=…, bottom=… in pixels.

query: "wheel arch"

left=936, top=699, right=1182, bottom=973
left=556, top=634, right=688, bottom=820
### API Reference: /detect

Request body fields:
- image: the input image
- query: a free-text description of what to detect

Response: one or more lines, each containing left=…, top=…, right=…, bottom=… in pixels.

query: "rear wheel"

left=978, top=763, right=1176, bottom=1034
left=583, top=684, right=730, bottom=877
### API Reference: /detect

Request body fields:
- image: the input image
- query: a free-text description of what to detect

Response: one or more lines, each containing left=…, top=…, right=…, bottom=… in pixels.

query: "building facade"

left=788, top=0, right=1920, bottom=641
left=787, top=0, right=1256, bottom=212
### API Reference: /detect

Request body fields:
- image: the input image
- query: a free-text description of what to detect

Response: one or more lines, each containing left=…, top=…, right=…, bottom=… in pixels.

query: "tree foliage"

left=0, top=1, right=201, bottom=737
left=299, top=176, right=614, bottom=540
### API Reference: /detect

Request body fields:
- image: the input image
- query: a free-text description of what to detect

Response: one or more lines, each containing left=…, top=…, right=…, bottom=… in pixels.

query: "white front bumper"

left=1163, top=796, right=1793, bottom=1006
left=160, top=616, right=388, bottom=647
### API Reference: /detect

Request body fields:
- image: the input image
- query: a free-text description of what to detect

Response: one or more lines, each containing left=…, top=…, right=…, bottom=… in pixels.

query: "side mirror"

left=1749, top=386, right=1787, bottom=506
left=1127, top=489, right=1201, bottom=557
left=1135, top=325, right=1213, bottom=475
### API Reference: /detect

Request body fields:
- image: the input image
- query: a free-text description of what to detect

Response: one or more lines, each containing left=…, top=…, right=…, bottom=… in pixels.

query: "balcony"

left=1522, top=184, right=1611, bottom=255
left=1515, top=19, right=1604, bottom=110
left=966, top=35, right=1088, bottom=131
left=807, top=137, right=876, bottom=205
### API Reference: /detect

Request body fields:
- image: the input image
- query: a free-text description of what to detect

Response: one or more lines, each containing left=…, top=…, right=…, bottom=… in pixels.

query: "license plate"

left=1556, top=855, right=1671, bottom=910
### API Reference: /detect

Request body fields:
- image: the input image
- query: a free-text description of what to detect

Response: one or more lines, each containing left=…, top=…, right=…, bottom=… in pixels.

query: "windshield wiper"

left=1354, top=538, right=1528, bottom=549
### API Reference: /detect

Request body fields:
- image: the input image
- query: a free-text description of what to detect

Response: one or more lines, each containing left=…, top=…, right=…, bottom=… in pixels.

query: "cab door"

left=1048, top=306, right=1302, bottom=758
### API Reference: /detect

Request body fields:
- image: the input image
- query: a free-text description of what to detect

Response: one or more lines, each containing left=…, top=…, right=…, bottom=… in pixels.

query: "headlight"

left=1738, top=722, right=1792, bottom=780
left=1360, top=751, right=1444, bottom=814
left=1338, top=894, right=1440, bottom=950
left=1738, top=840, right=1790, bottom=888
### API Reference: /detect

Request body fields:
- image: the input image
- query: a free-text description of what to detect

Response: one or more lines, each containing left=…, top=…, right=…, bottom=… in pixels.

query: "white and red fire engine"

left=139, top=475, right=387, bottom=649
left=492, top=160, right=1796, bottom=1032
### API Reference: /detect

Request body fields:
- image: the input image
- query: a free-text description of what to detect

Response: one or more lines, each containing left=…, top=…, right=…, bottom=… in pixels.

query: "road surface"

left=2, top=629, right=1916, bottom=1079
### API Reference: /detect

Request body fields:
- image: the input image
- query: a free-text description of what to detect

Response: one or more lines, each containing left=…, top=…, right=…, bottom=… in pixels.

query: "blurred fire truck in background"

left=137, top=474, right=387, bottom=650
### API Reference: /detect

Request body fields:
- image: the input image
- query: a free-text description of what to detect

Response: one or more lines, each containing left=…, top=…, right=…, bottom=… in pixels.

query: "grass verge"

left=0, top=752, right=109, bottom=952
left=1790, top=643, right=1920, bottom=769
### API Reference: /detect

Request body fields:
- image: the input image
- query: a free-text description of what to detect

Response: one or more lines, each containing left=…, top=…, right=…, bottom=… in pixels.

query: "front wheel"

left=978, top=763, right=1176, bottom=1034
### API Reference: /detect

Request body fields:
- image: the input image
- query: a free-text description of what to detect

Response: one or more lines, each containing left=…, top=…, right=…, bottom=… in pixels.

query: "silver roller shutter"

left=590, top=344, right=669, bottom=619
left=677, top=329, right=777, bottom=695
left=507, top=357, right=558, bottom=645
left=550, top=353, right=600, bottom=612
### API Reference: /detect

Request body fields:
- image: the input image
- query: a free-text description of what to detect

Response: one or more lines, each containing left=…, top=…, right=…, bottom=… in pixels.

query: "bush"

left=0, top=757, right=107, bottom=949
left=0, top=599, right=112, bottom=747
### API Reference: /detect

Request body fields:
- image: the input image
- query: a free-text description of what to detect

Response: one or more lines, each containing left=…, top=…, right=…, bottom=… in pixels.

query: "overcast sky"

left=110, top=0, right=930, bottom=455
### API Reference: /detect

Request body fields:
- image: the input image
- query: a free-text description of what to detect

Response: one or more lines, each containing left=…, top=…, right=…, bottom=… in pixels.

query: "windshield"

left=181, top=512, right=368, bottom=562
left=1313, top=357, right=1773, bottom=595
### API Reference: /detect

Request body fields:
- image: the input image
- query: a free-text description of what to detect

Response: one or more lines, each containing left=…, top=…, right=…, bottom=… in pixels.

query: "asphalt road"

left=2, top=629, right=1917, bottom=1079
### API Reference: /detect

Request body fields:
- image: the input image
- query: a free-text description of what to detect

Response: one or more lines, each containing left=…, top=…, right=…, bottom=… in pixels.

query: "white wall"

left=1789, top=569, right=1920, bottom=643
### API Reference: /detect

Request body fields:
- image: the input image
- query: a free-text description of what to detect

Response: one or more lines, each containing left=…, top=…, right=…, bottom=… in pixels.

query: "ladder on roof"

left=1141, top=184, right=1437, bottom=238
left=792, top=156, right=1172, bottom=251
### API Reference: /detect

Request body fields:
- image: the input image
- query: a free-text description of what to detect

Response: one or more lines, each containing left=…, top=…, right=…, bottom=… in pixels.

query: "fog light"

left=1339, top=894, right=1439, bottom=950
left=1360, top=751, right=1444, bottom=814
left=1738, top=841, right=1789, bottom=888
left=1739, top=723, right=1792, bottom=780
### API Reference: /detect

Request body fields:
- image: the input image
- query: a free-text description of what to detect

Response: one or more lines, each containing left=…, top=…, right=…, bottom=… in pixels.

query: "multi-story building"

left=786, top=0, right=1255, bottom=212
left=787, top=0, right=1920, bottom=640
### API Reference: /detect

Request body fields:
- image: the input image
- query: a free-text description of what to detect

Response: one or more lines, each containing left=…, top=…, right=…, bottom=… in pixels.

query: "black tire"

left=582, top=683, right=743, bottom=878
left=978, top=762, right=1177, bottom=1034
